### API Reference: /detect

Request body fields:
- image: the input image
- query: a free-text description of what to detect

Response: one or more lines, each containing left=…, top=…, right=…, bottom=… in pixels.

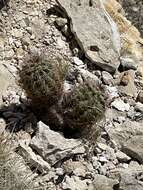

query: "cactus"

left=18, top=53, right=68, bottom=108
left=0, top=0, right=9, bottom=9
left=0, top=133, right=38, bottom=190
left=62, top=84, right=105, bottom=129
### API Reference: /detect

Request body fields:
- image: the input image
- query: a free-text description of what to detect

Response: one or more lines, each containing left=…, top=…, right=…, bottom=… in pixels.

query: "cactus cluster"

left=18, top=53, right=68, bottom=107
left=18, top=52, right=105, bottom=131
left=62, top=84, right=105, bottom=129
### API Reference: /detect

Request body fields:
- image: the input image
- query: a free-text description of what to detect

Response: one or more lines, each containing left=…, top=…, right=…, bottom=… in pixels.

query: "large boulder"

left=56, top=0, right=120, bottom=73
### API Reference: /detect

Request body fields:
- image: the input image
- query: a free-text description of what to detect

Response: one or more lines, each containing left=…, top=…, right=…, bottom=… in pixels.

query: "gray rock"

left=110, top=164, right=143, bottom=190
left=120, top=57, right=137, bottom=70
left=18, top=142, right=51, bottom=173
left=135, top=102, right=143, bottom=113
left=137, top=91, right=143, bottom=103
left=72, top=57, right=85, bottom=69
left=115, top=151, right=131, bottom=162
left=119, top=169, right=143, bottom=190
left=55, top=168, right=64, bottom=176
left=93, top=175, right=119, bottom=190
left=127, top=106, right=135, bottom=119
left=62, top=175, right=94, bottom=190
left=123, top=136, right=143, bottom=164
left=30, top=122, right=85, bottom=165
left=118, top=70, right=137, bottom=98
left=114, top=116, right=126, bottom=124
left=106, top=120, right=143, bottom=163
left=0, top=64, right=15, bottom=105
left=0, top=118, right=6, bottom=134
left=56, top=0, right=120, bottom=73
left=104, top=86, right=119, bottom=101
left=102, top=71, right=113, bottom=85
left=78, top=68, right=101, bottom=89
left=55, top=17, right=68, bottom=28
left=93, top=70, right=101, bottom=78
left=111, top=98, right=130, bottom=112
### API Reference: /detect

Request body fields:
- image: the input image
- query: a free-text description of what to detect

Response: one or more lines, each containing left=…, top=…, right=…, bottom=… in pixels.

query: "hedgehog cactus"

left=62, top=84, right=105, bottom=129
left=18, top=53, right=68, bottom=108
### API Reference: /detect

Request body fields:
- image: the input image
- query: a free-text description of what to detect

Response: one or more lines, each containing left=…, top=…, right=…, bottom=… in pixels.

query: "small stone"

left=61, top=24, right=70, bottom=37
left=99, top=156, right=108, bottom=163
left=63, top=81, right=74, bottom=93
left=0, top=118, right=6, bottom=134
left=5, top=49, right=15, bottom=60
left=135, top=102, right=143, bottom=113
left=127, top=106, right=135, bottom=119
left=122, top=163, right=129, bottom=169
left=120, top=72, right=129, bottom=86
left=120, top=57, right=137, bottom=71
left=119, top=70, right=137, bottom=98
left=78, top=68, right=101, bottom=89
left=30, top=34, right=35, bottom=40
left=97, top=143, right=108, bottom=151
left=113, top=116, right=126, bottom=124
left=137, top=91, right=143, bottom=103
left=11, top=29, right=23, bottom=38
left=102, top=71, right=113, bottom=85
left=115, top=151, right=131, bottom=162
left=111, top=98, right=130, bottom=112
left=55, top=18, right=67, bottom=28
left=93, top=175, right=119, bottom=190
left=72, top=57, right=85, bottom=68
left=104, top=86, right=119, bottom=101
left=72, top=48, right=79, bottom=56
left=55, top=168, right=64, bottom=176
left=93, top=70, right=101, bottom=78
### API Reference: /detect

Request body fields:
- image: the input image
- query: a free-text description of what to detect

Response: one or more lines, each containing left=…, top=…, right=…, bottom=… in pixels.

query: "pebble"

left=111, top=98, right=130, bottom=112
left=104, top=86, right=119, bottom=100
left=135, top=102, right=143, bottom=113
left=120, top=57, right=137, bottom=71
left=102, top=71, right=113, bottom=85
left=99, top=156, right=108, bottom=163
left=113, top=116, right=126, bottom=124
left=72, top=57, right=85, bottom=68
left=115, top=151, right=131, bottom=162
left=55, top=168, right=64, bottom=176
left=55, top=18, right=68, bottom=28
left=137, top=91, right=143, bottom=103
left=97, top=143, right=108, bottom=151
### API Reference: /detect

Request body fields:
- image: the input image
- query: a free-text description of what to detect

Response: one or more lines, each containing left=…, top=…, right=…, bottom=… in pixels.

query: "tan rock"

left=118, top=70, right=137, bottom=98
left=105, top=0, right=143, bottom=58
left=0, top=64, right=15, bottom=105
left=105, top=0, right=143, bottom=78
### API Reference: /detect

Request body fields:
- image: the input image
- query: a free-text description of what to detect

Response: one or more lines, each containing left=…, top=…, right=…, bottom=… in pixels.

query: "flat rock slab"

left=56, top=0, right=120, bottom=72
left=30, top=122, right=85, bottom=165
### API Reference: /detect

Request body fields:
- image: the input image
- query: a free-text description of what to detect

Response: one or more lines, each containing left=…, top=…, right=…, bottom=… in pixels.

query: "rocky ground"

left=119, top=0, right=143, bottom=37
left=0, top=0, right=143, bottom=189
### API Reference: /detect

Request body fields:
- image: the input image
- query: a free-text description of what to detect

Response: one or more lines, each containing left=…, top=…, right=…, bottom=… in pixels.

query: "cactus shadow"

left=0, top=103, right=37, bottom=134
